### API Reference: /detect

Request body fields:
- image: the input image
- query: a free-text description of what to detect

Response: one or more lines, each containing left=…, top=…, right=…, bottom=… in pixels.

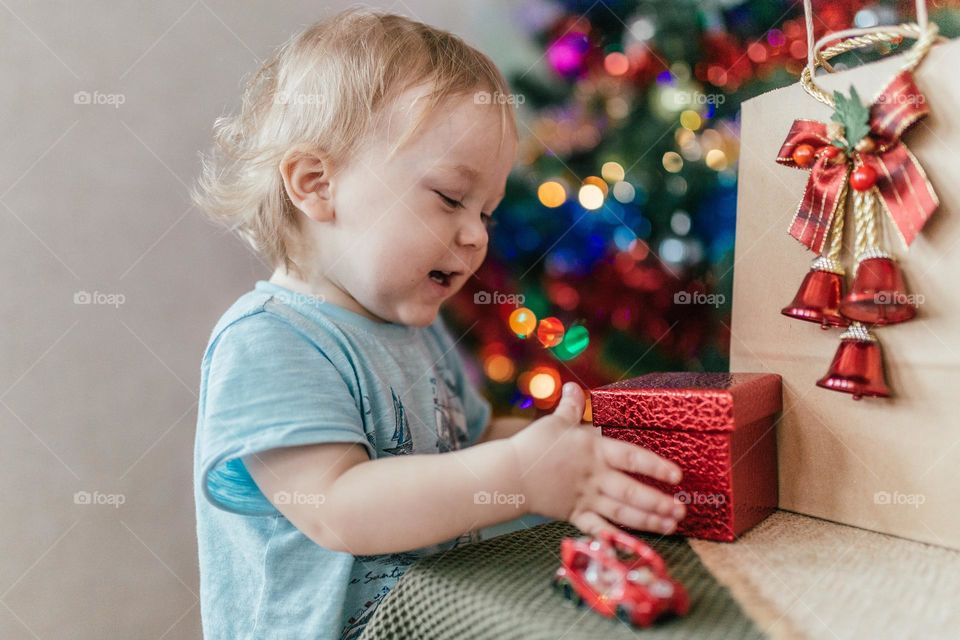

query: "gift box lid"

left=590, top=372, right=782, bottom=432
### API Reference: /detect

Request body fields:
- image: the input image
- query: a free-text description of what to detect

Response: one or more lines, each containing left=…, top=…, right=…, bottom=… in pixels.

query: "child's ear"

left=279, top=148, right=335, bottom=223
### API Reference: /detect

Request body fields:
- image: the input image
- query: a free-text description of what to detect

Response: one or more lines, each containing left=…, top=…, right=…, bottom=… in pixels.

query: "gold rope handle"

left=852, top=185, right=888, bottom=265
left=853, top=189, right=870, bottom=259
left=800, top=22, right=939, bottom=107
left=827, top=182, right=847, bottom=264
left=812, top=31, right=900, bottom=74
left=864, top=191, right=879, bottom=252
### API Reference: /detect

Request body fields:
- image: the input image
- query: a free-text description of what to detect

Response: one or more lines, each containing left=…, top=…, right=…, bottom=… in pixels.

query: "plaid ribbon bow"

left=777, top=70, right=939, bottom=253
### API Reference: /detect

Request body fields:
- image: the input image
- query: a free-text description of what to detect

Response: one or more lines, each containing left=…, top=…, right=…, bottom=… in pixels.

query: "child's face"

left=308, top=87, right=516, bottom=327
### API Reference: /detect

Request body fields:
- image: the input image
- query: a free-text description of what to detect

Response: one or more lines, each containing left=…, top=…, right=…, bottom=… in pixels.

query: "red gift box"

left=590, top=372, right=782, bottom=542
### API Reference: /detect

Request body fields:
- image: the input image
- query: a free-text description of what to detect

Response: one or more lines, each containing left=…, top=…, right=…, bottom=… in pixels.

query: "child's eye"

left=434, top=191, right=462, bottom=209
left=481, top=213, right=497, bottom=229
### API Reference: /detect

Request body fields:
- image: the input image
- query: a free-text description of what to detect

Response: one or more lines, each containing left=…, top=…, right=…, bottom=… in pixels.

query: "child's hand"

left=510, top=382, right=685, bottom=536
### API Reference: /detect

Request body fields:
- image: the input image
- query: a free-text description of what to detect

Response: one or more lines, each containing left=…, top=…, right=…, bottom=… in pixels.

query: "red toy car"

left=552, top=529, right=689, bottom=627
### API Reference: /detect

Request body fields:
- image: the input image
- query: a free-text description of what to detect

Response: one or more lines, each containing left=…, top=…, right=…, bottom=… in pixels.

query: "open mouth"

left=428, top=269, right=459, bottom=288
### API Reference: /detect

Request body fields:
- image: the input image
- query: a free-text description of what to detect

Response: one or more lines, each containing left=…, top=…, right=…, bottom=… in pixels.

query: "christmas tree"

left=444, top=0, right=960, bottom=416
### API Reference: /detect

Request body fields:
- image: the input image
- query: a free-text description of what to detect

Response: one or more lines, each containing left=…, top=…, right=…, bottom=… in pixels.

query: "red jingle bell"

left=816, top=325, right=891, bottom=400
left=781, top=265, right=849, bottom=329
left=850, top=165, right=877, bottom=191
left=839, top=255, right=916, bottom=325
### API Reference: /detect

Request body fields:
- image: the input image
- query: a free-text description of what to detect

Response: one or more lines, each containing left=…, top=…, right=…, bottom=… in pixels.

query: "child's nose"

left=456, top=217, right=488, bottom=250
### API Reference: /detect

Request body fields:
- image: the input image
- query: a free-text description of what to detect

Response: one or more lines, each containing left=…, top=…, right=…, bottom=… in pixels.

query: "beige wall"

left=0, top=1, right=530, bottom=637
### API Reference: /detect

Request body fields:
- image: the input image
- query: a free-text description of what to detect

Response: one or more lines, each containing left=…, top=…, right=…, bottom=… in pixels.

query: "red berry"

left=850, top=165, right=877, bottom=191
left=792, top=144, right=815, bottom=168
left=821, top=145, right=841, bottom=159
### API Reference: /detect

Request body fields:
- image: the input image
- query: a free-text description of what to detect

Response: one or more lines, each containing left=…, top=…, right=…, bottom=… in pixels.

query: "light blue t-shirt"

left=193, top=280, right=492, bottom=639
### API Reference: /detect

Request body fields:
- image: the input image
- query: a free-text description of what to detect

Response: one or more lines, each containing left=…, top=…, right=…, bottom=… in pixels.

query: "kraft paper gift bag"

left=730, top=17, right=960, bottom=549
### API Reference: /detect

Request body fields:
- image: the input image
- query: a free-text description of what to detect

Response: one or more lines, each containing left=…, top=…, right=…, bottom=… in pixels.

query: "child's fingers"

left=591, top=495, right=677, bottom=534
left=550, top=382, right=585, bottom=424
left=600, top=437, right=682, bottom=485
left=570, top=510, right=621, bottom=539
left=597, top=469, right=685, bottom=520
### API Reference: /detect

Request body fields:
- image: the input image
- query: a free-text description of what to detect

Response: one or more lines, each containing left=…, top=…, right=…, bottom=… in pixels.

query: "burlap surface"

left=360, top=520, right=764, bottom=639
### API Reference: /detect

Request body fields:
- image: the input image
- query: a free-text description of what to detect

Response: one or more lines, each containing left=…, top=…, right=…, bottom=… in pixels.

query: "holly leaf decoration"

left=831, top=85, right=871, bottom=152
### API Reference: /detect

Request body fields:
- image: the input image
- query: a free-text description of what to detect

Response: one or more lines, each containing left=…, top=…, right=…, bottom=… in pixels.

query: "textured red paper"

left=591, top=373, right=782, bottom=542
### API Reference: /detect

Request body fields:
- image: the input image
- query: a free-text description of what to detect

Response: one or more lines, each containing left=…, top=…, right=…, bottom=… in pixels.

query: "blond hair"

left=193, top=9, right=518, bottom=273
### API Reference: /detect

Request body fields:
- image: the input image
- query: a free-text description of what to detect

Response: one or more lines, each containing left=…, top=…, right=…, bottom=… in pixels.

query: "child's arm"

left=244, top=384, right=685, bottom=556
left=476, top=406, right=598, bottom=443
left=473, top=416, right=531, bottom=444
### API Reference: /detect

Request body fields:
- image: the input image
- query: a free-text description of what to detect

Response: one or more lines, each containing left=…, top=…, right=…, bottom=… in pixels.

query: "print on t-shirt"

left=382, top=388, right=413, bottom=456
left=431, top=368, right=469, bottom=452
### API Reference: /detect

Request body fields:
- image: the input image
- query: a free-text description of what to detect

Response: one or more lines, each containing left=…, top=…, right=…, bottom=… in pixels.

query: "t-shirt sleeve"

left=431, top=316, right=493, bottom=447
left=197, top=312, right=372, bottom=516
